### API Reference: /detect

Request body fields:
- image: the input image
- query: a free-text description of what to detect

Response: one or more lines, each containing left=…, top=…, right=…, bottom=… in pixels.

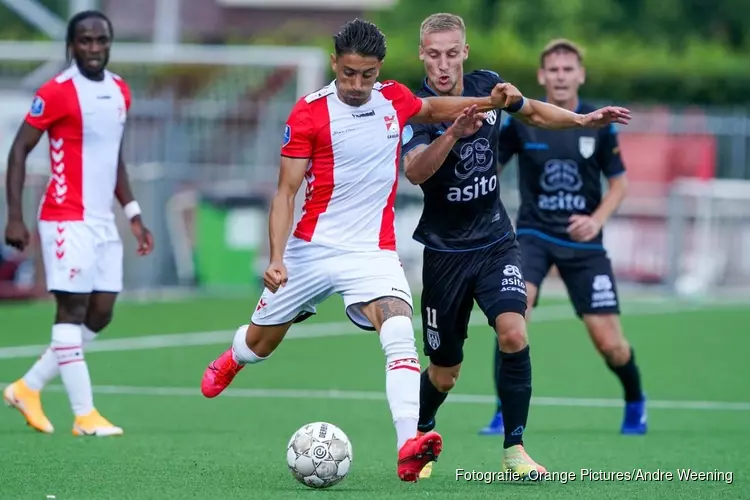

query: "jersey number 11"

left=425, top=307, right=438, bottom=329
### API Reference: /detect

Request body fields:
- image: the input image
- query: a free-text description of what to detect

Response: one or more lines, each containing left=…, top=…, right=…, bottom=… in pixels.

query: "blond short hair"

left=540, top=38, right=584, bottom=67
left=419, top=13, right=466, bottom=45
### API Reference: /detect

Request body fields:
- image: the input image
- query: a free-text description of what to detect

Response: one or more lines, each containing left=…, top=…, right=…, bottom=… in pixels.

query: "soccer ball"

left=286, top=421, right=353, bottom=488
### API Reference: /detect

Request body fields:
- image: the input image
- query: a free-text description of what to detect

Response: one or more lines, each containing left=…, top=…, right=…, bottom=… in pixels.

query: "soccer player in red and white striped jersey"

left=3, top=10, right=153, bottom=437
left=200, top=18, right=530, bottom=482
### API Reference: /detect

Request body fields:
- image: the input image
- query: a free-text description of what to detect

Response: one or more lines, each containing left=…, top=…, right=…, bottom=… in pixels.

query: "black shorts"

left=518, top=233, right=620, bottom=317
left=420, top=236, right=527, bottom=368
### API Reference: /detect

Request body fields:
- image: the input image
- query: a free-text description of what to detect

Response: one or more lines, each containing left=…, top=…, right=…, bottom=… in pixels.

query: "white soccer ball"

left=286, top=421, right=353, bottom=489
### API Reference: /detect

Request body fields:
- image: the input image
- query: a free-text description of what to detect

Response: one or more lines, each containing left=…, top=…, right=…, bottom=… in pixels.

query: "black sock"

left=498, top=345, right=532, bottom=449
left=417, top=369, right=448, bottom=433
left=494, top=338, right=502, bottom=413
left=607, top=347, right=644, bottom=403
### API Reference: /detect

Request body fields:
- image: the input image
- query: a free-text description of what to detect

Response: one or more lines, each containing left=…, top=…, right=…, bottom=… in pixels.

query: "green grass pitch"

left=0, top=292, right=748, bottom=499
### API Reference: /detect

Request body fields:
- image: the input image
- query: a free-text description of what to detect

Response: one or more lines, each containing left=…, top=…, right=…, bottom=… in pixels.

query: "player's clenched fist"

left=4, top=219, right=30, bottom=251
left=264, top=260, right=288, bottom=293
left=490, top=82, right=523, bottom=109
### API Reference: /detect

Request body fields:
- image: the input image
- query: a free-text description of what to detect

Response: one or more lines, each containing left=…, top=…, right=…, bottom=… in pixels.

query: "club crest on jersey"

left=579, top=136, right=595, bottom=159
left=485, top=109, right=497, bottom=125
left=30, top=96, right=44, bottom=117
left=283, top=124, right=291, bottom=147
left=384, top=114, right=400, bottom=139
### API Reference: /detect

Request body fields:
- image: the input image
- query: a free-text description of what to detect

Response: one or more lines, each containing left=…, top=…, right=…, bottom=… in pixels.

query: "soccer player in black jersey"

left=479, top=39, right=647, bottom=438
left=401, top=14, right=631, bottom=480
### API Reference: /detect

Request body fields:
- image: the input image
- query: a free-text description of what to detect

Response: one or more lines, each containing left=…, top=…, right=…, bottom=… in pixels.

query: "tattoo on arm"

left=375, top=297, right=413, bottom=321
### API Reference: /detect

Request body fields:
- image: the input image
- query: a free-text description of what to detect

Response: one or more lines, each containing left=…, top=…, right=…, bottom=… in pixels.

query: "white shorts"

left=38, top=220, right=123, bottom=294
left=251, top=237, right=413, bottom=330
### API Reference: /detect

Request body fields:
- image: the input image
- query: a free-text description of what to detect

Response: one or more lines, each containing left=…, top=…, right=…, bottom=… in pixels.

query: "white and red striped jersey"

left=25, top=64, right=131, bottom=223
left=282, top=80, right=423, bottom=252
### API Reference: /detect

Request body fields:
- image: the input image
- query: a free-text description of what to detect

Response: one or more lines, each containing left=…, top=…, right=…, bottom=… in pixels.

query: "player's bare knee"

left=495, top=312, right=528, bottom=352
left=85, top=292, right=118, bottom=332
left=428, top=364, right=460, bottom=392
left=54, top=292, right=89, bottom=324
left=592, top=332, right=630, bottom=365
left=84, top=310, right=113, bottom=333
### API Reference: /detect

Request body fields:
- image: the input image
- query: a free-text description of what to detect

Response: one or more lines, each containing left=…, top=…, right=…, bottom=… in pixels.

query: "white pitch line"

left=0, top=300, right=742, bottom=360
left=0, top=304, right=574, bottom=359
left=16, top=383, right=750, bottom=412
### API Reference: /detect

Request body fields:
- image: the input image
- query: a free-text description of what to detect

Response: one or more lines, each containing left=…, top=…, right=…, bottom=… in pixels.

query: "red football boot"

left=201, top=349, right=244, bottom=398
left=397, top=430, right=443, bottom=482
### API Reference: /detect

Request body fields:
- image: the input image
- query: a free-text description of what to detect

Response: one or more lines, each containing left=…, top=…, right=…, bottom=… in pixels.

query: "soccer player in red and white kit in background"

left=197, top=19, right=628, bottom=482
left=3, top=10, right=154, bottom=437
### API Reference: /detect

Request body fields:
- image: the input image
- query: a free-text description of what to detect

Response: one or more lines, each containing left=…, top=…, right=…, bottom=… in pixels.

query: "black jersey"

left=497, top=101, right=625, bottom=246
left=401, top=70, right=522, bottom=251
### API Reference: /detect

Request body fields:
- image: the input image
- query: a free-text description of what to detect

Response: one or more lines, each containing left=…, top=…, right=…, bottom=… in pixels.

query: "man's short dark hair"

left=333, top=18, right=387, bottom=61
left=66, top=10, right=113, bottom=60
left=539, top=38, right=583, bottom=67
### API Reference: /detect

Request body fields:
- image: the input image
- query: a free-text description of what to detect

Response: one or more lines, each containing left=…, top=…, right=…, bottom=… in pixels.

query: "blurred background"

left=2, top=0, right=750, bottom=303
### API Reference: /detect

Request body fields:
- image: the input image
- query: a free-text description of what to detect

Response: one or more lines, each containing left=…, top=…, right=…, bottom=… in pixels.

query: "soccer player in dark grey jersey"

left=480, top=39, right=647, bottom=438
left=401, top=14, right=632, bottom=480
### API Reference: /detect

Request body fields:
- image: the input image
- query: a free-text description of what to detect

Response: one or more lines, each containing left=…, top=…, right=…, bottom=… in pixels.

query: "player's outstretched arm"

left=512, top=98, right=631, bottom=130
left=411, top=82, right=525, bottom=124
left=4, top=123, right=44, bottom=251
left=269, top=156, right=308, bottom=263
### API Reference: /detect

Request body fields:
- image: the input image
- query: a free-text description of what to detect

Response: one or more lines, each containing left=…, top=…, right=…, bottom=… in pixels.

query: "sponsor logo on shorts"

left=590, top=274, right=617, bottom=308
left=500, top=265, right=526, bottom=295
left=503, top=265, right=523, bottom=279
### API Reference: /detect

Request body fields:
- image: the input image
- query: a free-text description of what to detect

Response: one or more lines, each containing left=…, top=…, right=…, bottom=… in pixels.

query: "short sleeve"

left=24, top=82, right=66, bottom=132
left=597, top=124, right=625, bottom=178
left=401, top=122, right=433, bottom=158
left=496, top=114, right=521, bottom=165
left=380, top=81, right=424, bottom=122
left=114, top=77, right=132, bottom=110
left=281, top=98, right=315, bottom=158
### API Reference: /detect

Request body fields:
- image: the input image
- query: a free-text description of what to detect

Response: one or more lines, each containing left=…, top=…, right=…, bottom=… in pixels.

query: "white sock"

left=22, top=348, right=57, bottom=391
left=380, top=315, right=420, bottom=450
left=231, top=324, right=270, bottom=364
left=82, top=325, right=98, bottom=344
left=22, top=325, right=99, bottom=391
left=51, top=323, right=94, bottom=417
